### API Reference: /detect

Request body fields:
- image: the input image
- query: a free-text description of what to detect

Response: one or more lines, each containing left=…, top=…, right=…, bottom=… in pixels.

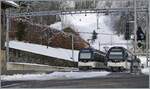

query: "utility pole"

left=131, top=4, right=136, bottom=72
left=126, top=12, right=129, bottom=50
left=134, top=0, right=137, bottom=55
left=60, top=15, right=64, bottom=30
left=99, top=41, right=101, bottom=51
left=97, top=12, right=99, bottom=29
left=71, top=34, right=74, bottom=61
left=147, top=0, right=150, bottom=67
left=6, top=9, right=10, bottom=68
left=111, top=35, right=112, bottom=45
left=99, top=35, right=101, bottom=51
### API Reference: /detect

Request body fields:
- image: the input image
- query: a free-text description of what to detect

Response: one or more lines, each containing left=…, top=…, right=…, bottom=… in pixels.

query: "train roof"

left=2, top=1, right=19, bottom=9
left=109, top=46, right=126, bottom=50
left=108, top=46, right=132, bottom=52
left=108, top=46, right=134, bottom=56
left=79, top=47, right=106, bottom=54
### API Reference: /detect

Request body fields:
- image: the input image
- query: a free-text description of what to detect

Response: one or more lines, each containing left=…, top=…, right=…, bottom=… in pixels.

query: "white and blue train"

left=78, top=46, right=141, bottom=72
left=106, top=46, right=141, bottom=72
left=78, top=48, right=107, bottom=70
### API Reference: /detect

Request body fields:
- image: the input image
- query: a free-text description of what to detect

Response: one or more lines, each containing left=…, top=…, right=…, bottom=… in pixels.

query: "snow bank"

left=137, top=56, right=150, bottom=67
left=8, top=62, right=51, bottom=67
left=49, top=22, right=62, bottom=30
left=137, top=56, right=149, bottom=75
left=1, top=71, right=110, bottom=81
left=141, top=67, right=149, bottom=75
left=8, top=41, right=79, bottom=62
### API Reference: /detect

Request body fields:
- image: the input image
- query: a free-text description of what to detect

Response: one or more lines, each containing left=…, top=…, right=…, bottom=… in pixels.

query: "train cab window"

left=110, top=52, right=123, bottom=55
left=111, top=49, right=122, bottom=52
left=109, top=51, right=123, bottom=59
left=80, top=52, right=91, bottom=59
left=109, top=49, right=123, bottom=59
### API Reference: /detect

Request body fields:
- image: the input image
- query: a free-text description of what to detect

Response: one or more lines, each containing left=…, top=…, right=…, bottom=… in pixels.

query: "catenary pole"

left=72, top=34, right=74, bottom=61
left=147, top=0, right=150, bottom=67
left=134, top=0, right=137, bottom=55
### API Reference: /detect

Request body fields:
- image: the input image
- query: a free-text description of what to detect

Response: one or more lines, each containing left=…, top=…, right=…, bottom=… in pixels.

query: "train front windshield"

left=108, top=49, right=123, bottom=60
left=80, top=52, right=91, bottom=59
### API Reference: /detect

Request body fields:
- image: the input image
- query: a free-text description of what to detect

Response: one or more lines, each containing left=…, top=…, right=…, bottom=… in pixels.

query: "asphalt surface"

left=1, top=72, right=149, bottom=88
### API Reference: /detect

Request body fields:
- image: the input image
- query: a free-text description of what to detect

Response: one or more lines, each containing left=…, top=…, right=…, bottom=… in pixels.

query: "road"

left=1, top=72, right=149, bottom=88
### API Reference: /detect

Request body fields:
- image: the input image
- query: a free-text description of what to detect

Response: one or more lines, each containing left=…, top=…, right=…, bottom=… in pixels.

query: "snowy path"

left=1, top=71, right=110, bottom=81
left=1, top=72, right=148, bottom=88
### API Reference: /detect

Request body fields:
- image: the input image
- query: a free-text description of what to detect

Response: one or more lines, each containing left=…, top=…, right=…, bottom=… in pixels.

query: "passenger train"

left=78, top=48, right=107, bottom=70
left=106, top=46, right=141, bottom=72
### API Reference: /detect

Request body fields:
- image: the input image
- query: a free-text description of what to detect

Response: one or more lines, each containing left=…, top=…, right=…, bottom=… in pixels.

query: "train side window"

left=93, top=53, right=97, bottom=60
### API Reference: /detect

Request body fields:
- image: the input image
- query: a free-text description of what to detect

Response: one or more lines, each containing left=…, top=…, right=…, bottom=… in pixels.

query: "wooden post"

left=1, top=9, right=7, bottom=74
left=6, top=9, right=10, bottom=70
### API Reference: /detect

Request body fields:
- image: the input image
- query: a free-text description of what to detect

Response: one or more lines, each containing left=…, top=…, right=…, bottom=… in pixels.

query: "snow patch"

left=137, top=56, right=149, bottom=75
left=1, top=71, right=110, bottom=81
left=49, top=22, right=62, bottom=31
left=8, top=62, right=50, bottom=67
left=141, top=67, right=149, bottom=75
left=137, top=56, right=150, bottom=67
left=7, top=40, right=79, bottom=62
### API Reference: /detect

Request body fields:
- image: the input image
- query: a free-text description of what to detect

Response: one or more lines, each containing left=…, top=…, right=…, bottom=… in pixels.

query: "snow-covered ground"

left=141, top=67, right=149, bottom=75
left=137, top=56, right=150, bottom=75
left=9, top=13, right=133, bottom=62
left=1, top=71, right=110, bottom=81
left=50, top=14, right=133, bottom=52
left=8, top=62, right=53, bottom=67
left=138, top=56, right=150, bottom=67
left=8, top=41, right=79, bottom=62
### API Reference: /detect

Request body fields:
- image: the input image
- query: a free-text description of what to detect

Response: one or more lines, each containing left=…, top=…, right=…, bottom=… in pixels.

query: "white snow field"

left=51, top=14, right=133, bottom=52
left=8, top=40, right=79, bottom=62
left=1, top=71, right=110, bottom=81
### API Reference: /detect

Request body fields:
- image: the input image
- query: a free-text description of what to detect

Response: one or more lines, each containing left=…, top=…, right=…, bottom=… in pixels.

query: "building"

left=1, top=1, right=19, bottom=73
